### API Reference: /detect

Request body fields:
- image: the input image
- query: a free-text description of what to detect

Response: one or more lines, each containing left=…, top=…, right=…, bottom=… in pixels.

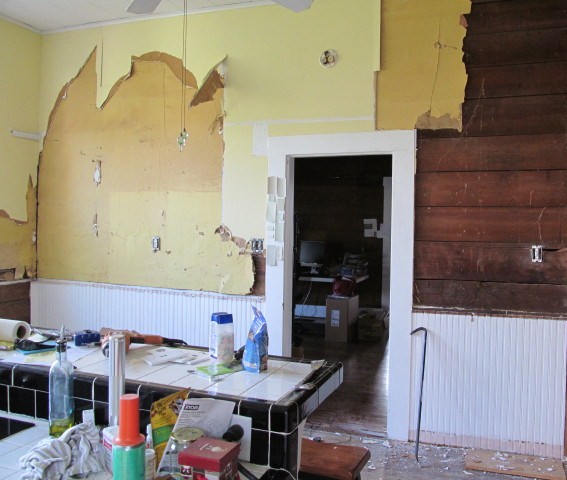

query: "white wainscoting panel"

left=411, top=311, right=567, bottom=458
left=31, top=279, right=265, bottom=349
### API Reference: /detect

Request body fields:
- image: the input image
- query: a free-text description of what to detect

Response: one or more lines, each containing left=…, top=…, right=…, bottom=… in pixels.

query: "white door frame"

left=265, top=130, right=416, bottom=440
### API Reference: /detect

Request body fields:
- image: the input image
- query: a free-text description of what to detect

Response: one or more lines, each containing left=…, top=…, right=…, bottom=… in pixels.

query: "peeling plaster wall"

left=29, top=0, right=467, bottom=294
left=0, top=18, right=41, bottom=279
left=376, top=0, right=470, bottom=131
left=39, top=0, right=380, bottom=243
left=38, top=51, right=253, bottom=294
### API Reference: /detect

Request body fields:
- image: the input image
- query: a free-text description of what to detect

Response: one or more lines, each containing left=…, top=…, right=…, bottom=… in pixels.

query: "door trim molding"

left=266, top=130, right=416, bottom=440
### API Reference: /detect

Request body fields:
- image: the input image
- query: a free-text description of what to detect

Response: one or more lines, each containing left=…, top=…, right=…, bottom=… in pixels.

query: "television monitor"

left=299, top=241, right=326, bottom=273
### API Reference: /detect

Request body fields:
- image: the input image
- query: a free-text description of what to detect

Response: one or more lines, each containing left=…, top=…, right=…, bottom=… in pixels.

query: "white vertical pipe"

left=108, top=334, right=126, bottom=427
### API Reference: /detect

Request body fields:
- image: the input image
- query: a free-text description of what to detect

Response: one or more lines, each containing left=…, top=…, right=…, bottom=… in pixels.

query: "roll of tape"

left=0, top=318, right=31, bottom=342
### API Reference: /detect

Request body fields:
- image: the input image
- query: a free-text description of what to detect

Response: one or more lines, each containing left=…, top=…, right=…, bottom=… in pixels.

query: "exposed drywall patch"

left=0, top=210, right=25, bottom=225
left=38, top=50, right=254, bottom=294
left=376, top=0, right=470, bottom=130
left=415, top=110, right=461, bottom=130
left=191, top=57, right=226, bottom=108
left=0, top=177, right=36, bottom=280
left=215, top=224, right=248, bottom=252
left=45, top=49, right=97, bottom=137
left=102, top=51, right=198, bottom=109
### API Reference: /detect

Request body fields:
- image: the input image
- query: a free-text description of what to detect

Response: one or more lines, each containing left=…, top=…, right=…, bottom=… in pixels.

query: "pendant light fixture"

left=177, top=0, right=189, bottom=151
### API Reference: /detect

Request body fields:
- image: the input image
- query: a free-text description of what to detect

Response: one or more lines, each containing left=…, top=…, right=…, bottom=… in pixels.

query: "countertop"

left=0, top=343, right=322, bottom=403
left=0, top=412, right=110, bottom=479
left=0, top=342, right=342, bottom=479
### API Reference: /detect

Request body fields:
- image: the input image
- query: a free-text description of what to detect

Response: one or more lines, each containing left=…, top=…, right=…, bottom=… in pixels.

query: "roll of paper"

left=0, top=318, right=31, bottom=342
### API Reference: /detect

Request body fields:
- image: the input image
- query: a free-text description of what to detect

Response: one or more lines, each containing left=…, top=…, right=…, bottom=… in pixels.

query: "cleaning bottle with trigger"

left=49, top=325, right=74, bottom=437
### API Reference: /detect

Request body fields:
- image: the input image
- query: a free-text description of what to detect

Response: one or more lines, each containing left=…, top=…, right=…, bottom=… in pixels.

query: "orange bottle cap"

left=114, top=393, right=145, bottom=447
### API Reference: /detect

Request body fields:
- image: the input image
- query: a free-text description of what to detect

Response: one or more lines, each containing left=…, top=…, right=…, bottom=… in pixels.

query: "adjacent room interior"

left=291, top=155, right=392, bottom=437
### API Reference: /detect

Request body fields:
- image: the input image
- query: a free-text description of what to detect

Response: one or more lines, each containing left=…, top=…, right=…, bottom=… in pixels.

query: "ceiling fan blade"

left=126, top=0, right=162, bottom=15
left=271, top=0, right=313, bottom=12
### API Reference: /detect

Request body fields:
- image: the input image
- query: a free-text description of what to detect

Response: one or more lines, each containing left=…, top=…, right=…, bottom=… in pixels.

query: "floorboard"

left=302, top=328, right=389, bottom=438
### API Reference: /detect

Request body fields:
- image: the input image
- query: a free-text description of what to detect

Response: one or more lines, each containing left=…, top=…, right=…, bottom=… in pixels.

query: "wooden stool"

left=299, top=438, right=371, bottom=480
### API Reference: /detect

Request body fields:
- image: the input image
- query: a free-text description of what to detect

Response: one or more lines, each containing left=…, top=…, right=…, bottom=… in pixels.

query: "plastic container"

left=102, top=425, right=119, bottom=473
left=113, top=394, right=145, bottom=480
left=209, top=312, right=234, bottom=364
left=145, top=448, right=156, bottom=480
left=49, top=338, right=74, bottom=437
left=145, top=423, right=154, bottom=449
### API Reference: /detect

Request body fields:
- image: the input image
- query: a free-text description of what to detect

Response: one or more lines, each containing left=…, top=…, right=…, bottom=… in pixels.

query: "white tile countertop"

left=0, top=339, right=343, bottom=478
left=0, top=343, right=318, bottom=401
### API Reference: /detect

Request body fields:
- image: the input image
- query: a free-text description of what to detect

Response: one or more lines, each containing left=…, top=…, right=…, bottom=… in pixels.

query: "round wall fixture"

left=320, top=49, right=338, bottom=68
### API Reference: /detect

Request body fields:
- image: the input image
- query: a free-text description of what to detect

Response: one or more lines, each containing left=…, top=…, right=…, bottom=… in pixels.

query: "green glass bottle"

left=49, top=337, right=74, bottom=437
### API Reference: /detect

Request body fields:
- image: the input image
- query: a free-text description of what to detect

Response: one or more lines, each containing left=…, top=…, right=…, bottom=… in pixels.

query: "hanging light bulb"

left=177, top=128, right=189, bottom=151
left=177, top=0, right=189, bottom=152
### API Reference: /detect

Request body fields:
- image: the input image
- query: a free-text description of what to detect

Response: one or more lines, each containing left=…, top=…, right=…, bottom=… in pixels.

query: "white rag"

left=19, top=422, right=104, bottom=480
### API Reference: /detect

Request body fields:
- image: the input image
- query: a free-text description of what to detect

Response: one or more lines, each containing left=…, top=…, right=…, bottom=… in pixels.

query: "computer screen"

left=299, top=240, right=326, bottom=266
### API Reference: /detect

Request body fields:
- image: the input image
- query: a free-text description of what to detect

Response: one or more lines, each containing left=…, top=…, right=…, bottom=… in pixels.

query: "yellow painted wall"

left=1, top=0, right=469, bottom=290
left=0, top=18, right=40, bottom=278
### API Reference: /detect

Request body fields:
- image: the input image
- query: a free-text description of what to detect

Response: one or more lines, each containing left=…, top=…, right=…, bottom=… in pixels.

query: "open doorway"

left=265, top=130, right=416, bottom=441
left=292, top=154, right=392, bottom=436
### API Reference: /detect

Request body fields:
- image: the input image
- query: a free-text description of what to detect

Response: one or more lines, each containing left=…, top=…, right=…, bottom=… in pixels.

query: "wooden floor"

left=302, top=327, right=389, bottom=438
left=300, top=328, right=567, bottom=479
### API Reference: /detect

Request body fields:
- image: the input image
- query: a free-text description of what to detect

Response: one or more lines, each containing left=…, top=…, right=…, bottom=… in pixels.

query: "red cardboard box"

left=178, top=437, right=240, bottom=480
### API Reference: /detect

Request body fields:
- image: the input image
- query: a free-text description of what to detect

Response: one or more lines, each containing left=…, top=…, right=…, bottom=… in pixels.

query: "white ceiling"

left=0, top=0, right=281, bottom=33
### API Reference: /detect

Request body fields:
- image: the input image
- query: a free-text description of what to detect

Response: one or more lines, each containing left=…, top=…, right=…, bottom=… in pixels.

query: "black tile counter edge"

left=0, top=359, right=343, bottom=435
left=0, top=357, right=341, bottom=480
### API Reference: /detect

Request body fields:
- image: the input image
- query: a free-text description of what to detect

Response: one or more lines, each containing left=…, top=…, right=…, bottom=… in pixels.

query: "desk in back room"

left=294, top=274, right=369, bottom=321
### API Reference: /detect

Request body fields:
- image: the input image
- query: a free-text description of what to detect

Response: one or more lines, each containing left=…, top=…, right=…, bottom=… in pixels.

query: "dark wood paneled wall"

left=414, top=0, right=567, bottom=315
left=0, top=281, right=31, bottom=322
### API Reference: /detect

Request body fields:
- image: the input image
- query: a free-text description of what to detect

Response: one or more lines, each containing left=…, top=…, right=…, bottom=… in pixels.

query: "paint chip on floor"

left=465, top=449, right=566, bottom=480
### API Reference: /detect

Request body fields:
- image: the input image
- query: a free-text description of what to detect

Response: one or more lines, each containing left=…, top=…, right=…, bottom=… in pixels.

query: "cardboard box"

left=179, top=437, right=240, bottom=480
left=325, top=295, right=359, bottom=342
left=358, top=309, right=387, bottom=341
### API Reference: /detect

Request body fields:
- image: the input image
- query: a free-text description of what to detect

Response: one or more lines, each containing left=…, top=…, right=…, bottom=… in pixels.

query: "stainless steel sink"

left=0, top=416, right=35, bottom=440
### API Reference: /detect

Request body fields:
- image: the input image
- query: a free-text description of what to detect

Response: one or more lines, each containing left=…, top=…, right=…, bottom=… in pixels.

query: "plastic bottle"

left=209, top=312, right=234, bottom=364
left=49, top=336, right=74, bottom=437
left=112, top=394, right=145, bottom=480
left=145, top=423, right=154, bottom=449
left=102, top=425, right=119, bottom=473
left=145, top=448, right=156, bottom=480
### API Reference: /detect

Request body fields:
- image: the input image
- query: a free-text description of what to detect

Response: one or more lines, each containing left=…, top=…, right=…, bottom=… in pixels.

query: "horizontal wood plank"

left=465, top=62, right=567, bottom=99
left=417, top=134, right=567, bottom=172
left=463, top=28, right=567, bottom=67
left=416, top=171, right=567, bottom=207
left=415, top=206, right=565, bottom=243
left=0, top=300, right=30, bottom=322
left=0, top=281, right=30, bottom=303
left=414, top=241, right=567, bottom=284
left=462, top=95, right=567, bottom=136
left=466, top=0, right=567, bottom=36
left=414, top=279, right=567, bottom=315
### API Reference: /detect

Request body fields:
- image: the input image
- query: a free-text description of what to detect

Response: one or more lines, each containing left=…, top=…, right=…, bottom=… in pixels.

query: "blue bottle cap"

left=211, top=312, right=233, bottom=324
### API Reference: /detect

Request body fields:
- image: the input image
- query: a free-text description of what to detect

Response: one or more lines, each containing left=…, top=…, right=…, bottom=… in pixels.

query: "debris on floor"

left=465, top=450, right=566, bottom=480
left=304, top=429, right=567, bottom=480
